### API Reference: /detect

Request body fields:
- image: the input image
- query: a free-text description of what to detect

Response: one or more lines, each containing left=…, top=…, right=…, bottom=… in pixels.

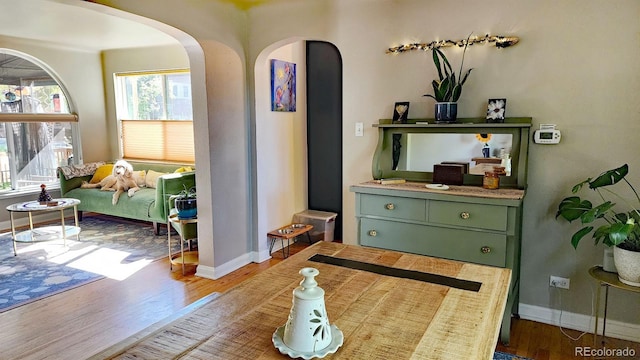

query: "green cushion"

left=67, top=188, right=157, bottom=222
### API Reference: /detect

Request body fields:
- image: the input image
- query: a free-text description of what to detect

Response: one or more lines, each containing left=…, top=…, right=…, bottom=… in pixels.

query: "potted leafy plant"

left=423, top=36, right=473, bottom=124
left=173, top=185, right=197, bottom=219
left=556, top=164, right=640, bottom=286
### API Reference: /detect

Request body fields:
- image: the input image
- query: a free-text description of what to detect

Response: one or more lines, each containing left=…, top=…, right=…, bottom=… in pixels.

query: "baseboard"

left=252, top=249, right=271, bottom=263
left=195, top=251, right=253, bottom=280
left=519, top=303, right=640, bottom=342
left=195, top=265, right=216, bottom=279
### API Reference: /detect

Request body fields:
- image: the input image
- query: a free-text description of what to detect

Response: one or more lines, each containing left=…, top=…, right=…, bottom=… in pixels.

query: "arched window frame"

left=0, top=49, right=80, bottom=193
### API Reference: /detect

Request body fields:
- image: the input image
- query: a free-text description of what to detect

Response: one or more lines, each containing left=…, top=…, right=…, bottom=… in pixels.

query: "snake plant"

left=423, top=37, right=473, bottom=103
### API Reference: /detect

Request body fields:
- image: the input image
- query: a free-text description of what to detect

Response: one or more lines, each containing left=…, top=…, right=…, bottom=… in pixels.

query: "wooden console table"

left=93, top=242, right=511, bottom=359
left=268, top=223, right=313, bottom=258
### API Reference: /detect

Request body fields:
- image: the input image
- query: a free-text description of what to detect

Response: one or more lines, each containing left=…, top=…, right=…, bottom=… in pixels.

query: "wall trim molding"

left=196, top=252, right=252, bottom=280
left=519, top=303, right=640, bottom=343
left=194, top=265, right=216, bottom=279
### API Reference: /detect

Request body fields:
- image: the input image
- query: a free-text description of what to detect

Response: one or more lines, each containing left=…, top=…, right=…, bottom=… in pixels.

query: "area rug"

left=493, top=351, right=533, bottom=360
left=0, top=215, right=180, bottom=313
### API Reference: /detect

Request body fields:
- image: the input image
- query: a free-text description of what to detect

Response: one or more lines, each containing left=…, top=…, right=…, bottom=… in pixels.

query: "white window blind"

left=121, top=120, right=194, bottom=163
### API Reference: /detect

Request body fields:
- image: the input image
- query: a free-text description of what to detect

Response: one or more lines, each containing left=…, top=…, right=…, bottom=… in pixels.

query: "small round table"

left=589, top=265, right=640, bottom=346
left=6, top=198, right=81, bottom=256
left=167, top=213, right=198, bottom=275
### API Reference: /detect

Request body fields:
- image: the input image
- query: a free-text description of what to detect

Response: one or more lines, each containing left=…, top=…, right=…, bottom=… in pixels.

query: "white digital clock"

left=534, top=129, right=561, bottom=144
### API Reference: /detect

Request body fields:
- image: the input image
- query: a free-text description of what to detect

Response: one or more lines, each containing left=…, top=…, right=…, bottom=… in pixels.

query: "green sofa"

left=58, top=161, right=196, bottom=235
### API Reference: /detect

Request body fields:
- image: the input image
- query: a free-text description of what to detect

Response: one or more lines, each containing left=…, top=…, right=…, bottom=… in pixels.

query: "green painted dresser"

left=351, top=118, right=532, bottom=345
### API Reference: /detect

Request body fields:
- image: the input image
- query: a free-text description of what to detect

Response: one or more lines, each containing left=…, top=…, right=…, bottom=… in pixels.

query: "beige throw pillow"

left=145, top=170, right=167, bottom=188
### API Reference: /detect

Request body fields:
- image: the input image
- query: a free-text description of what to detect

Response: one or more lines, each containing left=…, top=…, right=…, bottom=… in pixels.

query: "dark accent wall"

left=306, top=41, right=343, bottom=240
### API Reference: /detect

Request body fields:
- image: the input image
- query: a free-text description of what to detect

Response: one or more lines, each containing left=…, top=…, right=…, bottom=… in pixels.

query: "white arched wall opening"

left=253, top=38, right=307, bottom=262
left=66, top=2, right=251, bottom=279
left=253, top=38, right=342, bottom=261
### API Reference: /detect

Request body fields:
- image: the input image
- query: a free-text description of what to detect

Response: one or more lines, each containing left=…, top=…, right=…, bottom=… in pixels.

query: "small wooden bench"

left=267, top=223, right=313, bottom=258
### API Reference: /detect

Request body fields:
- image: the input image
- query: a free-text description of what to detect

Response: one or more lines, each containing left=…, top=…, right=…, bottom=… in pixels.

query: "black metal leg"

left=269, top=236, right=276, bottom=255
left=602, top=285, right=609, bottom=346
left=280, top=238, right=285, bottom=258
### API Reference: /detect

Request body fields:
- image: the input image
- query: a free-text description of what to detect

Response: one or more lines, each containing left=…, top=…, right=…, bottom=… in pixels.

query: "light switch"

left=355, top=122, right=364, bottom=137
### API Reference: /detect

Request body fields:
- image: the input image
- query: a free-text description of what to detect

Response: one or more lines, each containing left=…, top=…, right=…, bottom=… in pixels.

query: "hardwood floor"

left=1, top=239, right=638, bottom=359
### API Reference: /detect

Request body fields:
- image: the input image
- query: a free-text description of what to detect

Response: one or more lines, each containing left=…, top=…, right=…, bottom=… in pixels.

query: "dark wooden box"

left=433, top=164, right=465, bottom=185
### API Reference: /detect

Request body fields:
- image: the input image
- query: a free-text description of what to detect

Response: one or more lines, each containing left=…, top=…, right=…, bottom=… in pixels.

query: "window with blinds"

left=0, top=51, right=78, bottom=192
left=115, top=70, right=194, bottom=163
left=121, top=120, right=194, bottom=162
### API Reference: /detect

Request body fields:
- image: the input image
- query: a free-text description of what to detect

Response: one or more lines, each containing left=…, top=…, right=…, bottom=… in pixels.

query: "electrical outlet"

left=355, top=122, right=364, bottom=137
left=550, top=276, right=570, bottom=290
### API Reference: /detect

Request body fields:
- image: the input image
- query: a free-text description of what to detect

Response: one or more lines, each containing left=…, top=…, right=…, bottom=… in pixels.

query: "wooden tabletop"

left=355, top=180, right=525, bottom=200
left=98, top=242, right=511, bottom=360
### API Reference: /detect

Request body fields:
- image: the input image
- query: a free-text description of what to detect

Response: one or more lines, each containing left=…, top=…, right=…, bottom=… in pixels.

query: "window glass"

left=115, top=70, right=194, bottom=163
left=0, top=51, right=76, bottom=192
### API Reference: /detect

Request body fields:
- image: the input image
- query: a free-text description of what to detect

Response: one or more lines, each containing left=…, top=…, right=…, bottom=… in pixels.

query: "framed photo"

left=393, top=101, right=410, bottom=123
left=271, top=59, right=296, bottom=112
left=486, top=98, right=506, bottom=123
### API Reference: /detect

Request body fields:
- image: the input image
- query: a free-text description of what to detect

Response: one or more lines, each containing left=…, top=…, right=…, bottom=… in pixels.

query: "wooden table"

left=95, top=242, right=511, bottom=360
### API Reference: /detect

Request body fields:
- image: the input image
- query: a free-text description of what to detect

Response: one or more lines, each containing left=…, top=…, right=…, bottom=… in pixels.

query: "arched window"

left=0, top=50, right=78, bottom=192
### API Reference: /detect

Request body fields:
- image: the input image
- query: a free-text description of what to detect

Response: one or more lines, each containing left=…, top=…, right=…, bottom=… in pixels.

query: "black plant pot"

left=175, top=197, right=197, bottom=219
left=435, top=102, right=458, bottom=123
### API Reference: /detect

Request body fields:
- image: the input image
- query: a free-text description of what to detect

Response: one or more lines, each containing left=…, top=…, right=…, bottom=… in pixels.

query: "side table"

left=167, top=213, right=198, bottom=275
left=267, top=223, right=313, bottom=258
left=6, top=198, right=81, bottom=256
left=589, top=265, right=640, bottom=346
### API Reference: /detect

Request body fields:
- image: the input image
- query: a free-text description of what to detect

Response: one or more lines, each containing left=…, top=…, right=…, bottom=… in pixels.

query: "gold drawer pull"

left=385, top=203, right=395, bottom=210
left=368, top=230, right=378, bottom=237
left=460, top=212, right=470, bottom=219
left=481, top=246, right=491, bottom=254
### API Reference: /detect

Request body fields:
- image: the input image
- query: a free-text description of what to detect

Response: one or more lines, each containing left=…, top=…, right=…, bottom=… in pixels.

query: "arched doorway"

left=306, top=41, right=343, bottom=241
left=253, top=39, right=342, bottom=260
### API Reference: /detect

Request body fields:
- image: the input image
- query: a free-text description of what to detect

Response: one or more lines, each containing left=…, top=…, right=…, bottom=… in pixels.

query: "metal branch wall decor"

left=386, top=34, right=519, bottom=54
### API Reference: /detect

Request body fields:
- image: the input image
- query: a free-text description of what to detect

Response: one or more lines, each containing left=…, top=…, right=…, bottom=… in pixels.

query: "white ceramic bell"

left=283, top=267, right=333, bottom=353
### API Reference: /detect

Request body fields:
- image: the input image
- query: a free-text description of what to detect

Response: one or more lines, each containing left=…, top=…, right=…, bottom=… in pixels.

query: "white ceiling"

left=0, top=0, right=178, bottom=52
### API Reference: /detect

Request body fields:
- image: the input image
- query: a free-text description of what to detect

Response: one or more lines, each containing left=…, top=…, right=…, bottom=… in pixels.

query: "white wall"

left=254, top=42, right=307, bottom=261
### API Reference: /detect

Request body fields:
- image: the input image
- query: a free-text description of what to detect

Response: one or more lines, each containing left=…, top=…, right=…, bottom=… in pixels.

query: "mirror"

left=392, top=133, right=513, bottom=174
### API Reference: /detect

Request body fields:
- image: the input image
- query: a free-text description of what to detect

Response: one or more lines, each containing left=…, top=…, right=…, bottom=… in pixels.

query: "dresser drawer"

left=428, top=200, right=508, bottom=231
left=359, top=194, right=426, bottom=221
left=359, top=218, right=507, bottom=267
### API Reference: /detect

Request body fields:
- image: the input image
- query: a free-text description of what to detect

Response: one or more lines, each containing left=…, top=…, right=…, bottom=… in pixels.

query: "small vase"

left=434, top=102, right=457, bottom=123
left=482, top=144, right=490, bottom=158
left=283, top=268, right=333, bottom=352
